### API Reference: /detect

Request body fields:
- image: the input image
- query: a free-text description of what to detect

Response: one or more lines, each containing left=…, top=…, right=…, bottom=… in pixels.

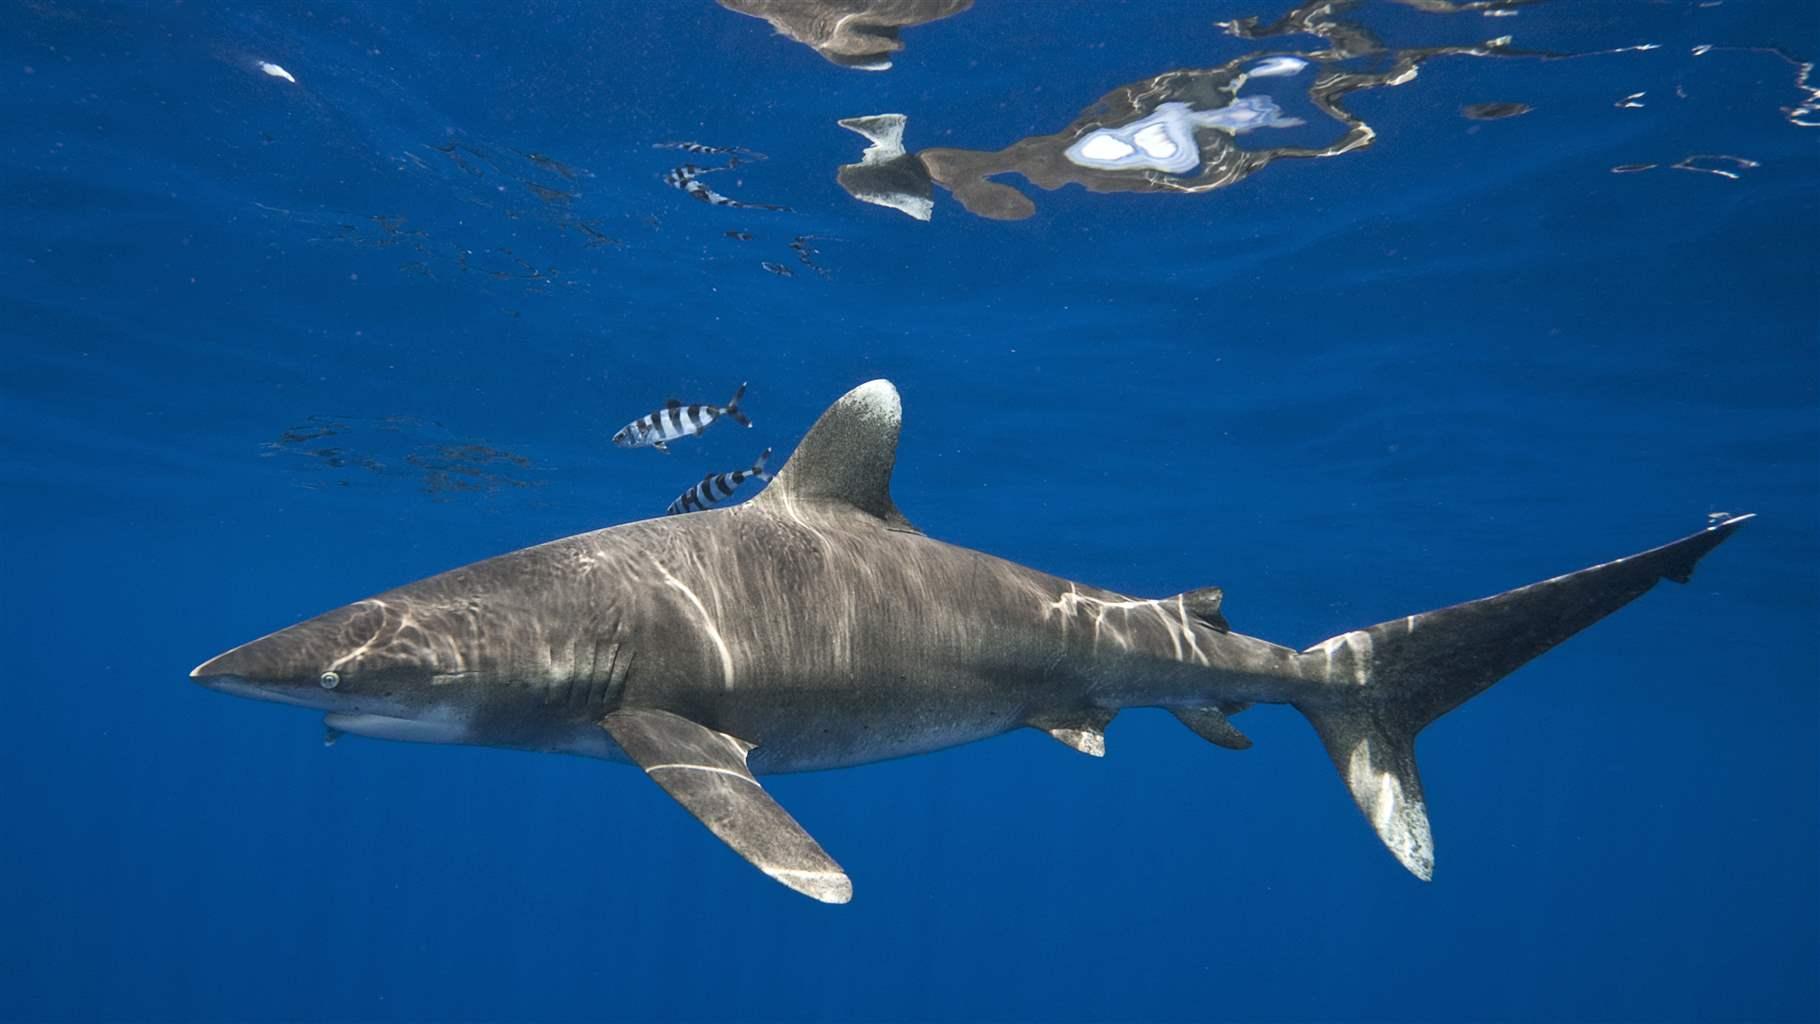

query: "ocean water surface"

left=3, top=1, right=1816, bottom=1020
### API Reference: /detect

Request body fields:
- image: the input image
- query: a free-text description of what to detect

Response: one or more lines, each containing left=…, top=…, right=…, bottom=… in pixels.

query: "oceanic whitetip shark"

left=192, top=380, right=1751, bottom=903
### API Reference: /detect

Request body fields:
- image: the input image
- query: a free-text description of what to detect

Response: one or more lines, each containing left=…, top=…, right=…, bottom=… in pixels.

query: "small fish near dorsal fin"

left=756, top=379, right=917, bottom=531
left=1174, top=586, right=1230, bottom=632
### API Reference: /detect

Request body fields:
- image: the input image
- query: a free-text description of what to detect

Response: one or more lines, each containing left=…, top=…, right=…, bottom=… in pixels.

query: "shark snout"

left=190, top=630, right=314, bottom=687
left=189, top=635, right=334, bottom=709
left=190, top=598, right=394, bottom=708
left=189, top=645, right=259, bottom=684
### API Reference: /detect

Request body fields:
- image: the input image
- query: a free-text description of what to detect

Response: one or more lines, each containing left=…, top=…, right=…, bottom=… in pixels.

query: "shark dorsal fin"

left=757, top=379, right=915, bottom=530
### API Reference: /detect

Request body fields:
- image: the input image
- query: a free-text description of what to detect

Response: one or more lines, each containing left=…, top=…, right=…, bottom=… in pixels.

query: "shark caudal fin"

left=1293, top=514, right=1752, bottom=880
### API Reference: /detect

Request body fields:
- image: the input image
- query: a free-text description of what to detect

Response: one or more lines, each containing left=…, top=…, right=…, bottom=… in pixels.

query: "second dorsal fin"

left=756, top=379, right=915, bottom=530
left=1174, top=587, right=1229, bottom=632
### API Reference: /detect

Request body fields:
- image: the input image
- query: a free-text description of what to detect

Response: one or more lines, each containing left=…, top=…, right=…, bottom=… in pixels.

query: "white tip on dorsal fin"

left=757, top=379, right=916, bottom=530
left=838, top=114, right=908, bottom=160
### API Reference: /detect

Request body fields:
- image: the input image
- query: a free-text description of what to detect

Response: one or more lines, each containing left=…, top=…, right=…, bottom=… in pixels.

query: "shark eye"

left=319, top=671, right=340, bottom=690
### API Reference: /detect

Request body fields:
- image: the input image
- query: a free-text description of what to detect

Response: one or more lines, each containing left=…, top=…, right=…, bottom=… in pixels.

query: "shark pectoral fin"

left=1170, top=706, right=1253, bottom=750
left=601, top=708, right=852, bottom=905
left=1029, top=709, right=1117, bottom=757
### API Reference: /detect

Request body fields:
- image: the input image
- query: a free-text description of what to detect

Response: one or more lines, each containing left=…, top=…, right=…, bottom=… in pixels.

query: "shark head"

left=190, top=596, right=468, bottom=717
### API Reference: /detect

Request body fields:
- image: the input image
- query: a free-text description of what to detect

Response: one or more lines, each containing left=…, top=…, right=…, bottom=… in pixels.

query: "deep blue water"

left=4, top=1, right=1817, bottom=1021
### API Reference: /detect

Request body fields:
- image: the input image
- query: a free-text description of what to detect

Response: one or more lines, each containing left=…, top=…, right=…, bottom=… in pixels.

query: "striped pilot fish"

left=653, top=141, right=765, bottom=167
left=666, top=448, right=773, bottom=515
left=661, top=164, right=792, bottom=212
left=612, top=383, right=751, bottom=453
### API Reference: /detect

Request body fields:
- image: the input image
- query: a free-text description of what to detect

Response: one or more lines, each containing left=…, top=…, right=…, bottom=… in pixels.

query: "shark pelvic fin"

left=757, top=379, right=917, bottom=531
left=601, top=708, right=852, bottom=904
left=1029, top=709, right=1117, bottom=757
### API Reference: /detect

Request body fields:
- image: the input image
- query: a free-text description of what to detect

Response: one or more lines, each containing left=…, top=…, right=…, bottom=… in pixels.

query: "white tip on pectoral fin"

left=601, top=707, right=853, bottom=904
left=765, top=865, right=854, bottom=904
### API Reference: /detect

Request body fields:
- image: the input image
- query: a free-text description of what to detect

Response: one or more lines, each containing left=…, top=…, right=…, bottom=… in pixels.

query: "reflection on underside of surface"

left=831, top=0, right=1720, bottom=221
left=714, top=0, right=973, bottom=71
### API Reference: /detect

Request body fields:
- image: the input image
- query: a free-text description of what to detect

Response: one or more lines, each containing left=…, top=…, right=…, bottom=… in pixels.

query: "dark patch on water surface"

left=789, top=235, right=833, bottom=279
left=1462, top=102, right=1533, bottom=120
left=262, top=416, right=543, bottom=498
left=253, top=139, right=626, bottom=296
left=523, top=151, right=580, bottom=179
left=408, top=445, right=537, bottom=497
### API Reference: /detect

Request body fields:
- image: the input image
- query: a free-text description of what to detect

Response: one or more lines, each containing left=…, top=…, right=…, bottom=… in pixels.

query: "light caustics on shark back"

left=191, top=379, right=1752, bottom=904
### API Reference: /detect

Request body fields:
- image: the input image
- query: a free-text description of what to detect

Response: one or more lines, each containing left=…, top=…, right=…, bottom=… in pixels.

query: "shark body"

left=193, top=380, right=1750, bottom=903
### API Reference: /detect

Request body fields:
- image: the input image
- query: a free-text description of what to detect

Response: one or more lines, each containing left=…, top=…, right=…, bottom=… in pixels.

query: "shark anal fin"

left=1170, top=706, right=1253, bottom=750
left=601, top=708, right=852, bottom=904
left=1029, top=709, right=1116, bottom=757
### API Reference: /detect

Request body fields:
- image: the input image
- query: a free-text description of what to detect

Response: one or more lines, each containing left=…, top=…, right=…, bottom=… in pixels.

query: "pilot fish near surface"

left=612, top=383, right=751, bottom=453
left=661, top=164, right=792, bottom=212
left=653, top=141, right=764, bottom=167
left=667, top=448, right=773, bottom=515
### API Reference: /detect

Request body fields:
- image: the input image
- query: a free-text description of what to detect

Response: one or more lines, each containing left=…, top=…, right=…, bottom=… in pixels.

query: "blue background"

left=3, top=1, right=1816, bottom=1020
